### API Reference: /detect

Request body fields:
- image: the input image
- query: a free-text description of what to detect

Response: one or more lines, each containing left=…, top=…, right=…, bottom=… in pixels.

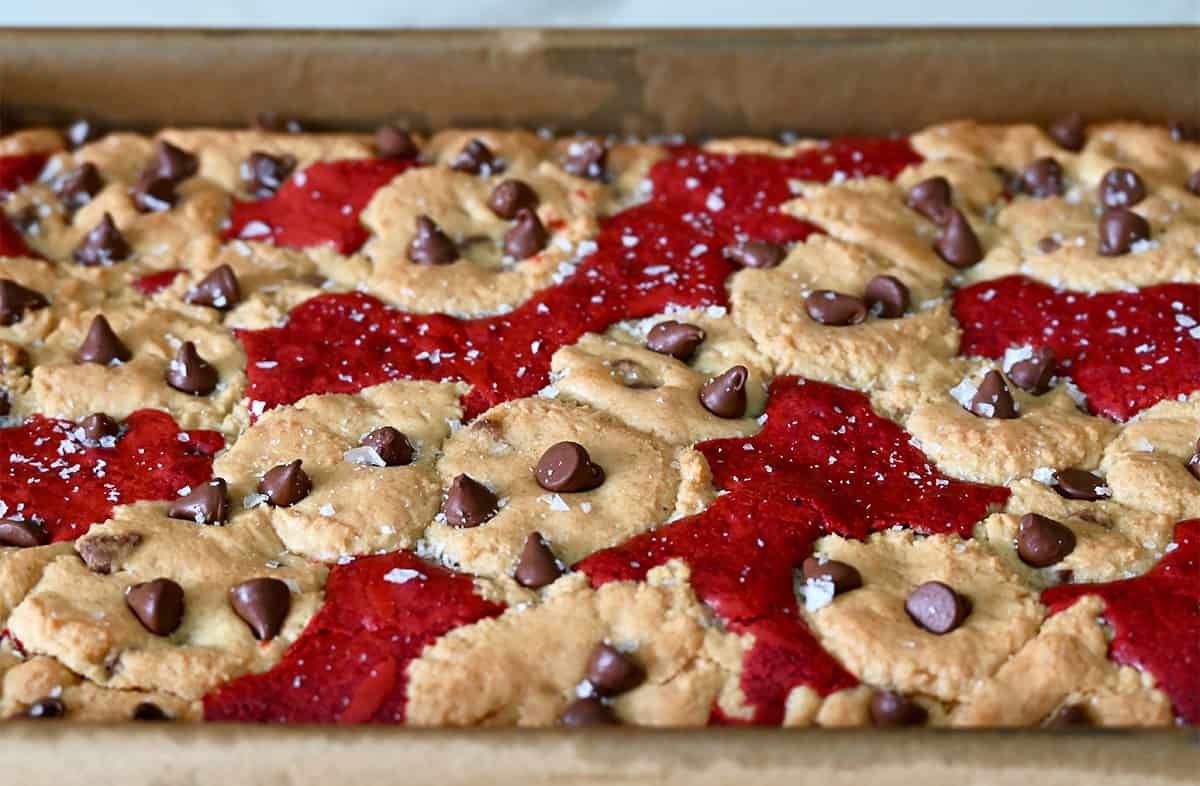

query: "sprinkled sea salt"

left=1032, top=467, right=1057, bottom=485
left=344, top=446, right=387, bottom=467
left=243, top=493, right=269, bottom=509
left=798, top=576, right=836, bottom=612
left=948, top=379, right=978, bottom=408
left=383, top=568, right=425, bottom=584
left=539, top=494, right=570, bottom=512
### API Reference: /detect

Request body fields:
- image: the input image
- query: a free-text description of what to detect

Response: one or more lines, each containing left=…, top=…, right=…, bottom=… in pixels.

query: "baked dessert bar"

left=0, top=113, right=1196, bottom=727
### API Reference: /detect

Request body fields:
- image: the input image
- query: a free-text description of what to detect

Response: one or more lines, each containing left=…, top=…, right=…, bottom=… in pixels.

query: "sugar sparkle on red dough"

left=954, top=275, right=1200, bottom=421
left=1043, top=519, right=1200, bottom=724
left=202, top=551, right=504, bottom=723
left=0, top=408, right=223, bottom=541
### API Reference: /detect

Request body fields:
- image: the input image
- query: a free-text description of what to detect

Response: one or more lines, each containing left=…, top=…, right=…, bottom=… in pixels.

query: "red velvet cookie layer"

left=697, top=377, right=1011, bottom=539
left=238, top=140, right=920, bottom=419
left=1043, top=519, right=1199, bottom=724
left=0, top=409, right=223, bottom=541
left=221, top=158, right=417, bottom=254
left=132, top=269, right=183, bottom=295
left=203, top=551, right=504, bottom=723
left=578, top=376, right=1010, bottom=724
left=955, top=275, right=1200, bottom=421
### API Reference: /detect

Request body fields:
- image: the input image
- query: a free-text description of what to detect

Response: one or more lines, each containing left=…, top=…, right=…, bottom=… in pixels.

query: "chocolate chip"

left=132, top=702, right=171, bottom=721
left=535, top=442, right=605, bottom=493
left=559, top=697, right=618, bottom=727
left=1048, top=113, right=1086, bottom=151
left=934, top=208, right=984, bottom=268
left=65, top=118, right=104, bottom=149
left=252, top=113, right=304, bottom=134
left=968, top=370, right=1018, bottom=419
left=1187, top=169, right=1200, bottom=196
left=646, top=320, right=705, bottom=360
left=869, top=690, right=928, bottom=726
left=1053, top=468, right=1110, bottom=501
left=502, top=207, right=548, bottom=260
left=24, top=697, right=65, bottom=720
left=184, top=264, right=242, bottom=311
left=1017, top=513, right=1077, bottom=567
left=514, top=532, right=563, bottom=589
left=586, top=643, right=645, bottom=696
left=801, top=556, right=863, bottom=596
left=407, top=215, right=458, bottom=265
left=168, top=478, right=230, bottom=525
left=450, top=139, right=500, bottom=175
left=374, top=126, right=417, bottom=159
left=360, top=427, right=414, bottom=467
left=259, top=460, right=311, bottom=507
left=1009, top=347, right=1056, bottom=395
left=1037, top=236, right=1061, bottom=254
left=442, top=474, right=498, bottom=528
left=1188, top=441, right=1200, bottom=482
left=0, top=390, right=9, bottom=417
left=905, top=176, right=952, bottom=224
left=77, top=315, right=131, bottom=365
left=1047, top=703, right=1092, bottom=727
left=72, top=213, right=130, bottom=266
left=79, top=413, right=120, bottom=447
left=864, top=275, right=910, bottom=319
left=1020, top=158, right=1065, bottom=198
left=166, top=341, right=219, bottom=396
left=1098, top=207, right=1151, bottom=256
left=0, top=519, right=49, bottom=548
left=230, top=577, right=291, bottom=641
left=1169, top=120, right=1200, bottom=143
left=132, top=172, right=178, bottom=213
left=0, top=279, right=48, bottom=326
left=562, top=139, right=607, bottom=181
left=154, top=141, right=198, bottom=183
left=55, top=162, right=103, bottom=213
left=906, top=581, right=971, bottom=634
left=486, top=179, right=539, bottom=220
left=125, top=578, right=185, bottom=636
left=241, top=151, right=296, bottom=198
left=805, top=290, right=868, bottom=326
left=1098, top=167, right=1147, bottom=209
left=9, top=204, right=39, bottom=234
left=700, top=366, right=749, bottom=419
left=76, top=532, right=141, bottom=573
left=722, top=239, right=786, bottom=269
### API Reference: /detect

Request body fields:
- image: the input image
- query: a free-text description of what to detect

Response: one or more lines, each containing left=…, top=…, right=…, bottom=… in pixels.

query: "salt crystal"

left=539, top=494, right=570, bottom=512
left=383, top=568, right=425, bottom=584
left=798, top=576, right=836, bottom=612
left=344, top=446, right=387, bottom=467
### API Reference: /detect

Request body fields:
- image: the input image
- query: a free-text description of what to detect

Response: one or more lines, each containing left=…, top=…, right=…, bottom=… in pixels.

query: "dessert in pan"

left=0, top=111, right=1195, bottom=727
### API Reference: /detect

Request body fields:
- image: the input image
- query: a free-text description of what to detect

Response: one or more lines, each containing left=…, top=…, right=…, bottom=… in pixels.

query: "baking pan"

left=1, top=28, right=1198, bottom=136
left=0, top=26, right=1198, bottom=786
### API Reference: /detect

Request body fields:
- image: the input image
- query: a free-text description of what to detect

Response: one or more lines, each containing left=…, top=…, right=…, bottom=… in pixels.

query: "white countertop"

left=2, top=0, right=1197, bottom=27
